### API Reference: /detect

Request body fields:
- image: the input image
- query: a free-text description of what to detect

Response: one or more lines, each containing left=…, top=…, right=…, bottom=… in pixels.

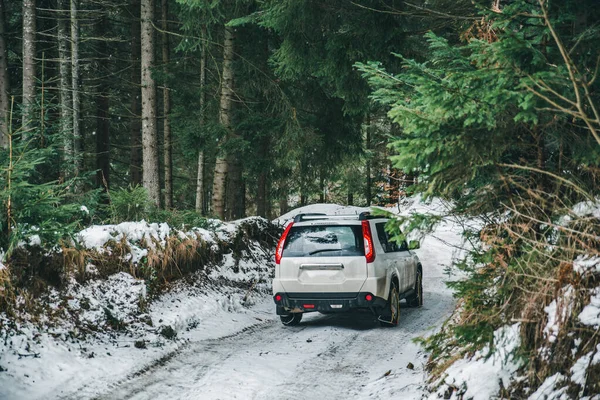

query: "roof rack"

left=293, top=211, right=377, bottom=223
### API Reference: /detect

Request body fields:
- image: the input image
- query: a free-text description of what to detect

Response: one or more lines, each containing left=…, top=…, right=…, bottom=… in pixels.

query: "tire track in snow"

left=58, top=320, right=277, bottom=400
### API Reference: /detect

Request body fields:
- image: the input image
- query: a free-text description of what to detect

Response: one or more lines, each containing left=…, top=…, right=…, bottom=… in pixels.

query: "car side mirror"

left=408, top=240, right=420, bottom=250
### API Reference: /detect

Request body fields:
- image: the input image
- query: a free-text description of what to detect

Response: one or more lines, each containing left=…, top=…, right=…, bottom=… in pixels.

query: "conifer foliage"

left=359, top=0, right=600, bottom=395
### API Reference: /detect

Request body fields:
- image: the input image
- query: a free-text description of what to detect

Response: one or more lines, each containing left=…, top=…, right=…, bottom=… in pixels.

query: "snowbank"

left=0, top=217, right=277, bottom=400
left=429, top=324, right=523, bottom=400
left=579, top=288, right=600, bottom=329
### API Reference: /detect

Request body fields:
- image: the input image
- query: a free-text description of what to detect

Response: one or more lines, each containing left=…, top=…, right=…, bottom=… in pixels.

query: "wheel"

left=280, top=313, right=303, bottom=326
left=379, top=281, right=400, bottom=327
left=406, top=268, right=423, bottom=308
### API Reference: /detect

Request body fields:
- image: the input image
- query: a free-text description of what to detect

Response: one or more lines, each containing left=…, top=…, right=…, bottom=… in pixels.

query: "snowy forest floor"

left=0, top=200, right=466, bottom=400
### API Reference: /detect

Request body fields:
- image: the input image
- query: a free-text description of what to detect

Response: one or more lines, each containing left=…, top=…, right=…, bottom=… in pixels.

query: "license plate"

left=330, top=304, right=343, bottom=309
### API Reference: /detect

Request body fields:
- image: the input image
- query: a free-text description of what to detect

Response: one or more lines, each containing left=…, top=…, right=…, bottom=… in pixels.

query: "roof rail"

left=293, top=213, right=327, bottom=223
left=293, top=211, right=378, bottom=223
left=358, top=211, right=376, bottom=220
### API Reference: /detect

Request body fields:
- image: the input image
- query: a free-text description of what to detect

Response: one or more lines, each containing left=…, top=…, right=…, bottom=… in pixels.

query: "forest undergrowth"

left=418, top=175, right=600, bottom=398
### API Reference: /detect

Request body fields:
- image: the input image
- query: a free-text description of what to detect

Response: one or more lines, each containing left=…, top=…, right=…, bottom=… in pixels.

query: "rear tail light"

left=303, top=304, right=315, bottom=309
left=362, top=220, right=375, bottom=263
left=365, top=294, right=373, bottom=301
left=275, top=294, right=282, bottom=302
left=275, top=222, right=294, bottom=264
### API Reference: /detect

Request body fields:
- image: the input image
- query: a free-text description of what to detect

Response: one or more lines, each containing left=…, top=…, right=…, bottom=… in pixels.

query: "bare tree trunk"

left=22, top=0, right=36, bottom=136
left=365, top=113, right=372, bottom=206
left=278, top=180, right=288, bottom=216
left=195, top=151, right=205, bottom=212
left=257, top=171, right=267, bottom=217
left=71, top=0, right=82, bottom=179
left=195, top=25, right=207, bottom=214
left=57, top=0, right=72, bottom=177
left=388, top=164, right=399, bottom=205
left=226, top=157, right=243, bottom=219
left=211, top=25, right=235, bottom=220
left=0, top=0, right=9, bottom=148
left=129, top=0, right=142, bottom=186
left=141, top=0, right=160, bottom=206
left=95, top=16, right=110, bottom=192
left=319, top=169, right=325, bottom=203
left=161, top=0, right=172, bottom=209
left=265, top=178, right=272, bottom=219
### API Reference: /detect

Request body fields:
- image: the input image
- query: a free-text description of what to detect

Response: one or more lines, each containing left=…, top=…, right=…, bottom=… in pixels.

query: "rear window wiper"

left=308, top=248, right=342, bottom=255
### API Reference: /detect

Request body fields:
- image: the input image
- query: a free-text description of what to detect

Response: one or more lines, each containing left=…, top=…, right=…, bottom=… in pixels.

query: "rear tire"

left=407, top=268, right=423, bottom=308
left=379, top=281, right=400, bottom=327
left=280, top=313, right=303, bottom=326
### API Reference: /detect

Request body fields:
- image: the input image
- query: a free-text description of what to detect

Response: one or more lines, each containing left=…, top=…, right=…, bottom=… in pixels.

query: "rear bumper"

left=273, top=292, right=386, bottom=315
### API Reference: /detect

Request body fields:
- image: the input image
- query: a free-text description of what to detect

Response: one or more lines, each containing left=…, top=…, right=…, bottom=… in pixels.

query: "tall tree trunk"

left=226, top=157, right=243, bottom=219
left=211, top=25, right=235, bottom=220
left=319, top=169, right=325, bottom=203
left=388, top=164, right=399, bottom=205
left=129, top=0, right=142, bottom=186
left=256, top=135, right=269, bottom=217
left=95, top=17, right=110, bottom=192
left=96, top=90, right=110, bottom=190
left=141, top=0, right=160, bottom=206
left=71, top=0, right=82, bottom=179
left=265, top=178, right=272, bottom=220
left=57, top=0, right=72, bottom=177
left=195, top=25, right=207, bottom=214
left=22, top=0, right=36, bottom=135
left=278, top=181, right=288, bottom=216
left=195, top=151, right=205, bottom=212
left=257, top=171, right=267, bottom=217
left=365, top=113, right=372, bottom=206
left=0, top=0, right=9, bottom=148
left=161, top=0, right=172, bottom=209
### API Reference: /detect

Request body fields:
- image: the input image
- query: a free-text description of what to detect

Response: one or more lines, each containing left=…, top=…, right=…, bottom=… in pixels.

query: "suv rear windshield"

left=282, top=225, right=365, bottom=258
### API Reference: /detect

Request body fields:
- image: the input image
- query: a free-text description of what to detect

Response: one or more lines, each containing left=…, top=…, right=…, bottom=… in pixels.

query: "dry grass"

left=0, top=265, right=13, bottom=316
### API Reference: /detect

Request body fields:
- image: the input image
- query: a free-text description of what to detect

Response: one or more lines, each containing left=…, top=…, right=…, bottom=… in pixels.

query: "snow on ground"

left=427, top=324, right=523, bottom=400
left=77, top=220, right=212, bottom=264
left=543, top=286, right=575, bottom=345
left=0, top=280, right=274, bottom=400
left=1, top=199, right=467, bottom=400
left=579, top=288, right=600, bottom=329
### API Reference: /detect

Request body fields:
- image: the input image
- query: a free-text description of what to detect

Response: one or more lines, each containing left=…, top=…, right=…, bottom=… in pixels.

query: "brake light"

left=275, top=294, right=282, bottom=302
left=303, top=304, right=315, bottom=309
left=365, top=294, right=373, bottom=301
left=275, top=222, right=294, bottom=264
left=362, top=220, right=375, bottom=263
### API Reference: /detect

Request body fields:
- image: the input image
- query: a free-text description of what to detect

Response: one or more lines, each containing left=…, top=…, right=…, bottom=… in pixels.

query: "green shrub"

left=0, top=133, right=88, bottom=256
left=108, top=185, right=153, bottom=223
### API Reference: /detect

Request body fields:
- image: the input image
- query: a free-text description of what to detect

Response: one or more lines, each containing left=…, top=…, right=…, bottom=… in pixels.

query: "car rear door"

left=375, top=222, right=415, bottom=293
left=278, top=222, right=368, bottom=293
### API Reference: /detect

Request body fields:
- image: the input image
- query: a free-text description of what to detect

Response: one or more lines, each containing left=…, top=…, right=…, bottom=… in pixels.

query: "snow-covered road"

left=78, top=222, right=460, bottom=400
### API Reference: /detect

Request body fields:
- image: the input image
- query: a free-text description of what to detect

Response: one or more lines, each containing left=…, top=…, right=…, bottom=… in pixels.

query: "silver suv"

left=273, top=212, right=423, bottom=327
